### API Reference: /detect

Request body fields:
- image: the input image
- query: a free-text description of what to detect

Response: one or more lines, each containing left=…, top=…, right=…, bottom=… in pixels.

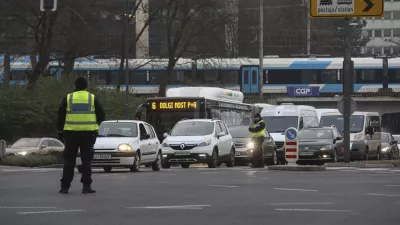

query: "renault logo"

left=180, top=143, right=185, bottom=149
left=304, top=147, right=309, bottom=151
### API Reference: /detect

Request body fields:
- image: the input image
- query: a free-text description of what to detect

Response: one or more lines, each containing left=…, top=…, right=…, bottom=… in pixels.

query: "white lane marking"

left=274, top=188, right=318, bottom=192
left=246, top=171, right=257, bottom=176
left=375, top=171, right=395, bottom=174
left=275, top=208, right=352, bottom=213
left=208, top=185, right=238, bottom=188
left=200, top=172, right=223, bottom=174
left=270, top=203, right=332, bottom=206
left=0, top=206, right=56, bottom=209
left=17, top=209, right=85, bottom=215
left=385, top=185, right=400, bottom=187
left=367, top=193, right=400, bottom=197
left=128, top=205, right=211, bottom=209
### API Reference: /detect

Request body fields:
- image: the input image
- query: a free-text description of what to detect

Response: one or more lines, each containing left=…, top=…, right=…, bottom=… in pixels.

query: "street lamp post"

left=258, top=0, right=264, bottom=101
left=124, top=0, right=130, bottom=119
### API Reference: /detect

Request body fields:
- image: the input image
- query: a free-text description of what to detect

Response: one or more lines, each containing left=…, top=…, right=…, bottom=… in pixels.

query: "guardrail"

left=0, top=140, right=5, bottom=158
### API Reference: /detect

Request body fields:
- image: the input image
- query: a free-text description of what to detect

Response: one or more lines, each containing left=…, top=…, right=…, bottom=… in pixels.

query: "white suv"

left=76, top=120, right=162, bottom=173
left=161, top=119, right=235, bottom=168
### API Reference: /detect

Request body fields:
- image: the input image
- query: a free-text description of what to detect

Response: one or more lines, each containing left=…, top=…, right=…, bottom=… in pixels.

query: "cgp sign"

left=287, top=86, right=320, bottom=97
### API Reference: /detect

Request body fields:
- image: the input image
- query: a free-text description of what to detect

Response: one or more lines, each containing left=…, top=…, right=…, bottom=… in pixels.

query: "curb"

left=268, top=165, right=326, bottom=171
left=37, top=164, right=64, bottom=168
left=326, top=163, right=396, bottom=168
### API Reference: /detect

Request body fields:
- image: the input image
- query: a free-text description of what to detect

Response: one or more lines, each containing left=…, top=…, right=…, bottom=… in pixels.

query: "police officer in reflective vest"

left=248, top=113, right=266, bottom=168
left=57, top=77, right=105, bottom=194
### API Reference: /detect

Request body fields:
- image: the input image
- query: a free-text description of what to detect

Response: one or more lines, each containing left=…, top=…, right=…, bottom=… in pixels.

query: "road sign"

left=285, top=127, right=299, bottom=165
left=285, top=127, right=298, bottom=141
left=337, top=98, right=357, bottom=115
left=309, top=0, right=384, bottom=18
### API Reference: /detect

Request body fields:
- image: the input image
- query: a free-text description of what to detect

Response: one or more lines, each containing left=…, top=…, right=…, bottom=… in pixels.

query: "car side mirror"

left=40, top=145, right=47, bottom=149
left=365, top=126, right=374, bottom=136
left=217, top=132, right=225, bottom=138
left=141, top=134, right=150, bottom=140
left=335, top=137, right=342, bottom=141
left=392, top=140, right=398, bottom=145
left=163, top=133, right=169, bottom=138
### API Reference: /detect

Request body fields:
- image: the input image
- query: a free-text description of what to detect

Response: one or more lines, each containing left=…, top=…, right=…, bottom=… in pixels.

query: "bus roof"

left=166, top=87, right=244, bottom=103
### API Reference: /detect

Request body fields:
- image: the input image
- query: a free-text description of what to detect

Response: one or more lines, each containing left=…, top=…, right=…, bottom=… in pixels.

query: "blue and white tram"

left=2, top=56, right=400, bottom=94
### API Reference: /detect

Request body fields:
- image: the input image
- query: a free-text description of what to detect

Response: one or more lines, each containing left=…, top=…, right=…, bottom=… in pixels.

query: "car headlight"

left=118, top=144, right=132, bottom=151
left=247, top=149, right=254, bottom=154
left=320, top=145, right=331, bottom=151
left=381, top=147, right=389, bottom=152
left=198, top=138, right=212, bottom=146
left=16, top=151, right=28, bottom=156
left=246, top=142, right=254, bottom=149
left=162, top=141, right=169, bottom=147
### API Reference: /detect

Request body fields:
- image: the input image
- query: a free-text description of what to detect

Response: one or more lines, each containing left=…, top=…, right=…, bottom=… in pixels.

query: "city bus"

left=135, top=87, right=255, bottom=140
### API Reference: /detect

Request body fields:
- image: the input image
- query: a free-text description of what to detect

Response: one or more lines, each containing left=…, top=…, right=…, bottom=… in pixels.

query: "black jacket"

left=57, top=89, right=106, bottom=132
left=248, top=119, right=266, bottom=133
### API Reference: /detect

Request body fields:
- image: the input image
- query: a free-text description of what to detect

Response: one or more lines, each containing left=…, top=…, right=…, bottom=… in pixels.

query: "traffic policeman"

left=248, top=113, right=266, bottom=168
left=57, top=77, right=105, bottom=194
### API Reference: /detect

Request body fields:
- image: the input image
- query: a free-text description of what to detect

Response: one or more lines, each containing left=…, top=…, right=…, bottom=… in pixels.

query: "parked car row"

left=5, top=137, right=65, bottom=156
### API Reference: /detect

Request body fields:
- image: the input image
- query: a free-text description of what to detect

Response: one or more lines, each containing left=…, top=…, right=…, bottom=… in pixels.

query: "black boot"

left=82, top=185, right=96, bottom=194
left=59, top=187, right=69, bottom=194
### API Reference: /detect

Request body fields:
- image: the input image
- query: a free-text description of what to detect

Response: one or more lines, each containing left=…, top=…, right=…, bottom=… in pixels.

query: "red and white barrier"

left=285, top=127, right=299, bottom=165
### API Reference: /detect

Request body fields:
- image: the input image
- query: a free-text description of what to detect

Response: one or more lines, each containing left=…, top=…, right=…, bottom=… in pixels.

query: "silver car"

left=5, top=137, right=64, bottom=156
left=229, top=126, right=277, bottom=166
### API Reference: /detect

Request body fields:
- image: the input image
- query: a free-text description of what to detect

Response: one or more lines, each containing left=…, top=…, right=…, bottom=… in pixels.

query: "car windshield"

left=229, top=127, right=251, bottom=138
left=170, top=121, right=214, bottom=136
left=299, top=129, right=333, bottom=141
left=98, top=122, right=138, bottom=137
left=11, top=138, right=41, bottom=147
left=373, top=133, right=390, bottom=143
left=263, top=116, right=298, bottom=133
left=393, top=135, right=400, bottom=142
left=320, top=115, right=365, bottom=133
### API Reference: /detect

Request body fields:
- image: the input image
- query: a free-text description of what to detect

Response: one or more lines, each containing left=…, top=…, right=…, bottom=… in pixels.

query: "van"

left=319, top=111, right=382, bottom=160
left=316, top=109, right=339, bottom=122
left=260, top=104, right=319, bottom=164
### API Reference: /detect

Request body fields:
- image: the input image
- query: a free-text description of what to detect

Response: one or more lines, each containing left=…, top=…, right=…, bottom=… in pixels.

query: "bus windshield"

left=320, top=115, right=365, bottom=133
left=263, top=116, right=298, bottom=133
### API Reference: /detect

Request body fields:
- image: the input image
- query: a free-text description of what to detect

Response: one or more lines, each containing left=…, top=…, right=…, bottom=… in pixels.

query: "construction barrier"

left=284, top=127, right=299, bottom=165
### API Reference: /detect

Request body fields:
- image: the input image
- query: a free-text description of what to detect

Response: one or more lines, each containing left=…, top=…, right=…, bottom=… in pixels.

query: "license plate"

left=174, top=151, right=190, bottom=156
left=300, top=152, right=314, bottom=156
left=235, top=152, right=241, bottom=156
left=93, top=154, right=111, bottom=159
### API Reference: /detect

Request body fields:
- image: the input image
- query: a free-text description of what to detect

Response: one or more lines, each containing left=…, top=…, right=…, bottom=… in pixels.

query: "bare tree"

left=155, top=0, right=229, bottom=96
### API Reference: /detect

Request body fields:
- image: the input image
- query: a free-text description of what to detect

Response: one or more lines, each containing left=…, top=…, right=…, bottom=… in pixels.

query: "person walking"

left=248, top=113, right=266, bottom=168
left=57, top=77, right=105, bottom=194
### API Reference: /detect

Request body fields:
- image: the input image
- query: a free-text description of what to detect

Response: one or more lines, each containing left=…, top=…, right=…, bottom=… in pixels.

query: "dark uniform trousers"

left=61, top=131, right=97, bottom=188
left=251, top=136, right=264, bottom=167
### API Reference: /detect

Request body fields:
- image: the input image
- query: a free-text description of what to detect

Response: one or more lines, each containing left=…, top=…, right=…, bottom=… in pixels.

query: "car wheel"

left=181, top=163, right=190, bottom=168
left=103, top=166, right=112, bottom=173
left=77, top=166, right=82, bottom=174
left=331, top=150, right=338, bottom=163
left=208, top=149, right=218, bottom=168
left=226, top=148, right=235, bottom=167
left=151, top=152, right=162, bottom=172
left=271, top=149, right=278, bottom=165
left=130, top=153, right=140, bottom=172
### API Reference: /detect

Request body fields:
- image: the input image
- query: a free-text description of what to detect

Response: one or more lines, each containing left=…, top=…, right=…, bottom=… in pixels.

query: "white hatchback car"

left=161, top=119, right=235, bottom=168
left=76, top=120, right=162, bottom=173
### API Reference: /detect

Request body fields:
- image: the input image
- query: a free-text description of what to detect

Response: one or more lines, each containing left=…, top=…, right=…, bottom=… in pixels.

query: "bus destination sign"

left=150, top=100, right=199, bottom=110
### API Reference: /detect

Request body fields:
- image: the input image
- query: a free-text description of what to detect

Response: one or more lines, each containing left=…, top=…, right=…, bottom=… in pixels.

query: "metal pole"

left=343, top=18, right=353, bottom=164
left=258, top=0, right=264, bottom=101
left=306, top=0, right=311, bottom=55
left=124, top=0, right=130, bottom=119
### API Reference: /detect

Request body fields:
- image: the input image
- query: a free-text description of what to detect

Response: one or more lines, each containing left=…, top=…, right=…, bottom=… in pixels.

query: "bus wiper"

left=106, top=134, right=127, bottom=137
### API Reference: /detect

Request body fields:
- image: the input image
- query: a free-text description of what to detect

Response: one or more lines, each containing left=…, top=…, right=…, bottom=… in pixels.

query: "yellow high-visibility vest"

left=251, top=120, right=266, bottom=137
left=64, top=90, right=99, bottom=131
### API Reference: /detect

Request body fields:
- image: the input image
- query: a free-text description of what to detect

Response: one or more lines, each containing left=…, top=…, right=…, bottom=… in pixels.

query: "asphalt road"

left=0, top=165, right=399, bottom=225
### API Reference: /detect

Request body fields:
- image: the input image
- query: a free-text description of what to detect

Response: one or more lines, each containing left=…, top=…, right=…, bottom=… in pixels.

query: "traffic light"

left=40, top=0, right=57, bottom=12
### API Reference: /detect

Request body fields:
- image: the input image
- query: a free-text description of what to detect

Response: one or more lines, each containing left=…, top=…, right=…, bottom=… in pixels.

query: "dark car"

left=374, top=132, right=399, bottom=160
left=229, top=126, right=277, bottom=166
left=297, top=127, right=344, bottom=165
